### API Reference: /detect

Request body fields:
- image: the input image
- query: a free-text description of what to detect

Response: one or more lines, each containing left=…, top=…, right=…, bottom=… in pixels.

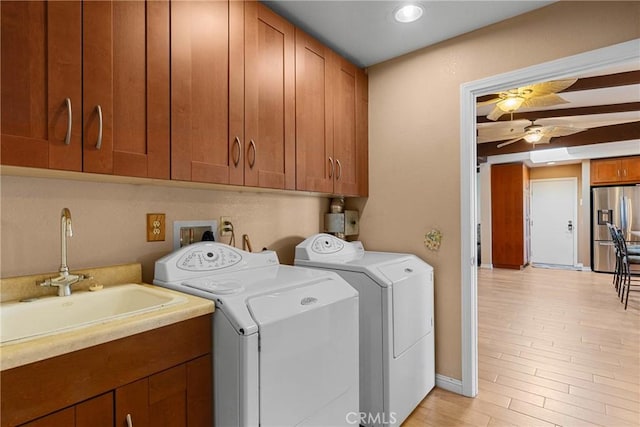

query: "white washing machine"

left=295, top=234, right=435, bottom=427
left=154, top=242, right=359, bottom=427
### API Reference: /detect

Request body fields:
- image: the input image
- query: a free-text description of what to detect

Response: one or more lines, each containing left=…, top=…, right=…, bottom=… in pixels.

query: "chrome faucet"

left=38, top=208, right=89, bottom=296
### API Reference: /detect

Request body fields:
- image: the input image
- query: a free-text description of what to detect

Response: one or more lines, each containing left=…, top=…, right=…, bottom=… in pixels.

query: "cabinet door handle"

left=248, top=139, right=256, bottom=169
left=95, top=105, right=103, bottom=150
left=328, top=157, right=334, bottom=178
left=617, top=169, right=621, bottom=177
left=126, top=414, right=133, bottom=427
left=623, top=169, right=627, bottom=177
left=64, top=98, right=72, bottom=145
left=232, top=136, right=241, bottom=167
left=336, top=159, right=342, bottom=180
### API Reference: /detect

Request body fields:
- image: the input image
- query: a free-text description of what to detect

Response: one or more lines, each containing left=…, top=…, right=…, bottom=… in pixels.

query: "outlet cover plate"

left=147, top=213, right=166, bottom=242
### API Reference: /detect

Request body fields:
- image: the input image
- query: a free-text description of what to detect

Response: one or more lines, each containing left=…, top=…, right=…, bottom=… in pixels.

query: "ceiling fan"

left=477, top=78, right=577, bottom=121
left=478, top=119, right=586, bottom=148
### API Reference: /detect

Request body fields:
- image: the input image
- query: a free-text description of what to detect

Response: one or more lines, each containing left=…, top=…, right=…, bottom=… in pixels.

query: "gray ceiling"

left=262, top=0, right=554, bottom=67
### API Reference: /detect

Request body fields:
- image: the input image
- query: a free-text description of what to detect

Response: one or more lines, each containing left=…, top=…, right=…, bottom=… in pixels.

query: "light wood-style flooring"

left=404, top=267, right=640, bottom=426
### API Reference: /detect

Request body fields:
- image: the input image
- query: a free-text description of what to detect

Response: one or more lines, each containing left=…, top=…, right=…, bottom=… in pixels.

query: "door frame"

left=530, top=177, right=579, bottom=268
left=459, top=39, right=640, bottom=397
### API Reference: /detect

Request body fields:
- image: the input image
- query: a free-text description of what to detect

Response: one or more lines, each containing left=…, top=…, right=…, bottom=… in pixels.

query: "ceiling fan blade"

left=522, top=93, right=569, bottom=108
left=486, top=106, right=505, bottom=121
left=535, top=135, right=552, bottom=145
left=546, top=126, right=586, bottom=137
left=477, top=120, right=529, bottom=143
left=496, top=137, right=522, bottom=148
left=523, top=78, right=578, bottom=97
left=476, top=97, right=501, bottom=106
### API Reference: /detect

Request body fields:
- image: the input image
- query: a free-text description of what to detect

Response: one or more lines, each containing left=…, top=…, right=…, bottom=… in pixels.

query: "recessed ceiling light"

left=394, top=4, right=424, bottom=23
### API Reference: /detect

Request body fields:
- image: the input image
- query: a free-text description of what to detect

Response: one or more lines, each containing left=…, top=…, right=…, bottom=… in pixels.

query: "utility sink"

left=0, top=284, right=188, bottom=344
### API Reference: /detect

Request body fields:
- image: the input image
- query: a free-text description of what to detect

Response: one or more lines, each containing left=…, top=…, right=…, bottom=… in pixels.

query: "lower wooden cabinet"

left=2, top=316, right=212, bottom=427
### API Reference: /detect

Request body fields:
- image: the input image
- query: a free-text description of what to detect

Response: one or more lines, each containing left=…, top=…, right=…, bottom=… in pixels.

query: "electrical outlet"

left=147, top=213, right=166, bottom=242
left=220, top=216, right=232, bottom=236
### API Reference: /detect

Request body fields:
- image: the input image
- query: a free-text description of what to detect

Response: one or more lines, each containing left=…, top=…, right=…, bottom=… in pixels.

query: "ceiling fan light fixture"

left=496, top=95, right=525, bottom=113
left=524, top=132, right=543, bottom=143
left=394, top=4, right=424, bottom=23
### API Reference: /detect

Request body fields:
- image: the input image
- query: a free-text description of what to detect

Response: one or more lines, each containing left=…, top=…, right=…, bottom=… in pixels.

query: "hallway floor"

left=404, top=267, right=640, bottom=426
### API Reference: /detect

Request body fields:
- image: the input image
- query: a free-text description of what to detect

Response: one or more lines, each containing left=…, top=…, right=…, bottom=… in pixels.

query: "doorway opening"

left=459, top=39, right=640, bottom=397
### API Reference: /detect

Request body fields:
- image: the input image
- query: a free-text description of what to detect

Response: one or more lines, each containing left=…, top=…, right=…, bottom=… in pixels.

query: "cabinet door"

left=620, top=157, right=640, bottom=182
left=116, top=378, right=149, bottom=427
left=83, top=0, right=170, bottom=178
left=356, top=69, right=369, bottom=197
left=244, top=2, right=295, bottom=190
left=116, top=359, right=211, bottom=427
left=295, top=30, right=334, bottom=193
left=171, top=0, right=231, bottom=184
left=1, top=1, right=82, bottom=171
left=19, top=393, right=112, bottom=427
left=75, top=393, right=114, bottom=427
left=332, top=55, right=359, bottom=196
left=591, top=158, right=621, bottom=184
left=18, top=408, right=74, bottom=427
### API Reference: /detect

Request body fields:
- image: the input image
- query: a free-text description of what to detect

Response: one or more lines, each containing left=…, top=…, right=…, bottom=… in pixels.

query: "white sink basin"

left=0, top=284, right=188, bottom=344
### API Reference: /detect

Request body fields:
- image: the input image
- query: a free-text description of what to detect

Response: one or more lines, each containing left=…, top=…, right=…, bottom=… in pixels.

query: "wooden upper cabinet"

left=294, top=30, right=368, bottom=196
left=1, top=1, right=82, bottom=171
left=245, top=3, right=295, bottom=190
left=591, top=156, right=640, bottom=185
left=231, top=2, right=295, bottom=190
left=332, top=55, right=359, bottom=196
left=295, top=29, right=334, bottom=194
left=83, top=0, right=170, bottom=178
left=171, top=0, right=231, bottom=184
left=356, top=68, right=369, bottom=197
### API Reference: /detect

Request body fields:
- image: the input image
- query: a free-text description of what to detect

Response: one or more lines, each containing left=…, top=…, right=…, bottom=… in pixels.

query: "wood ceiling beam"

left=477, top=121, right=640, bottom=157
left=562, top=70, right=640, bottom=92
left=476, top=102, right=640, bottom=123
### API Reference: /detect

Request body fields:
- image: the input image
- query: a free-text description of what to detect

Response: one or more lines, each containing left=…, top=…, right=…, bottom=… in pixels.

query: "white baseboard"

left=480, top=263, right=493, bottom=270
left=581, top=266, right=592, bottom=272
left=435, top=374, right=463, bottom=395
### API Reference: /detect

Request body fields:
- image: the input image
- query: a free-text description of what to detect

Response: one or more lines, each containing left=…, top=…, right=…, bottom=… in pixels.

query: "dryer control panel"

left=295, top=233, right=364, bottom=261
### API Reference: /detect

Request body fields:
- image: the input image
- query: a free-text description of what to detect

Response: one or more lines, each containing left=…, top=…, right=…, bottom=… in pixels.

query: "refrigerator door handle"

left=620, top=196, right=627, bottom=237
left=625, top=196, right=633, bottom=239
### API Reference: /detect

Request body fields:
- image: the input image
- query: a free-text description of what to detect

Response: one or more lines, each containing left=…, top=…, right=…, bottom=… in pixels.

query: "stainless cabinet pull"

left=64, top=98, right=72, bottom=145
left=623, top=169, right=627, bottom=177
left=248, top=139, right=256, bottom=169
left=232, top=136, right=241, bottom=167
left=95, top=105, right=103, bottom=150
left=126, top=414, right=133, bottom=427
left=328, top=157, right=334, bottom=178
left=336, top=159, right=342, bottom=180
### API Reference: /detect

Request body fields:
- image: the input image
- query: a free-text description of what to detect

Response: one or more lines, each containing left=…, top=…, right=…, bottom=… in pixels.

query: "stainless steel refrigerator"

left=592, top=185, right=640, bottom=273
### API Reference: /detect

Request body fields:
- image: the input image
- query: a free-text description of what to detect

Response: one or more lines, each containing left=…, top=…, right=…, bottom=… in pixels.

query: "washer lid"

left=247, top=276, right=357, bottom=327
left=181, top=278, right=245, bottom=295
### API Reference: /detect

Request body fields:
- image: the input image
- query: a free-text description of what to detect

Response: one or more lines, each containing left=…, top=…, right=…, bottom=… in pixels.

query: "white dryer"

left=154, top=242, right=359, bottom=427
left=295, top=234, right=435, bottom=427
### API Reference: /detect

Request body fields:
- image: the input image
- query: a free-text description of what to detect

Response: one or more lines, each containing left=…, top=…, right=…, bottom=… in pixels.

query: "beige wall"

left=362, top=2, right=639, bottom=380
left=1, top=174, right=328, bottom=283
left=529, top=164, right=588, bottom=267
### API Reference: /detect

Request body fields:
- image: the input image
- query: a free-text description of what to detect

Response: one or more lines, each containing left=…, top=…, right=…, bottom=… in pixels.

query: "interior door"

left=530, top=178, right=577, bottom=267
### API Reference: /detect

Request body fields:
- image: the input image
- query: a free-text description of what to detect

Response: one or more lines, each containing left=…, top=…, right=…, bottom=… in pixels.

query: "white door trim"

left=530, top=177, right=579, bottom=268
left=459, top=38, right=640, bottom=397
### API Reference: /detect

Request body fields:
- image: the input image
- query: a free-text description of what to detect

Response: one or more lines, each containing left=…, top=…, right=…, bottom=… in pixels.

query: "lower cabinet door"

left=19, top=393, right=113, bottom=427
